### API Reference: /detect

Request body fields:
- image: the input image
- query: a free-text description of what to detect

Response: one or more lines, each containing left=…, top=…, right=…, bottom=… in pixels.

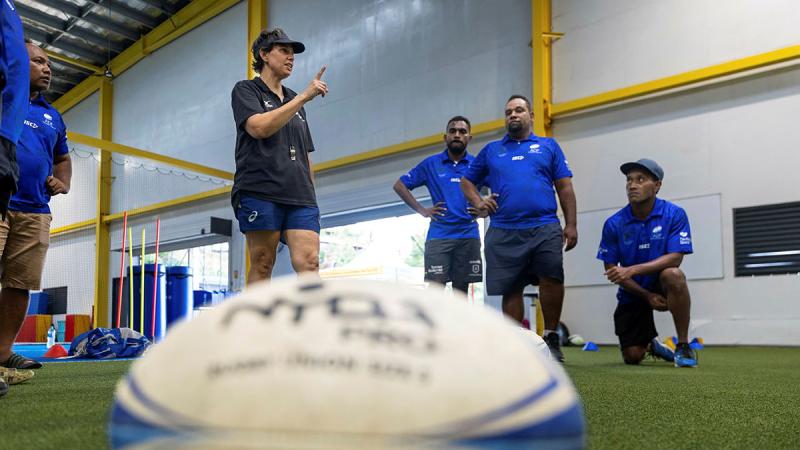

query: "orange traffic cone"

left=44, top=344, right=68, bottom=358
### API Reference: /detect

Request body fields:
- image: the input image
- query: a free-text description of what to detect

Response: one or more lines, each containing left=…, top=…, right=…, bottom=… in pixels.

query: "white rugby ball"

left=109, top=275, right=585, bottom=449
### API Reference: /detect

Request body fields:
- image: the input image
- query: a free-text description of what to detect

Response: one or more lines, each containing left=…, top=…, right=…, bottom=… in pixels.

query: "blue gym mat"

left=11, top=343, right=139, bottom=363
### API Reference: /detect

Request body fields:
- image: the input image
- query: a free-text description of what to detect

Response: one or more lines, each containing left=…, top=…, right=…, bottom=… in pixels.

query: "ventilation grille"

left=734, top=201, right=800, bottom=276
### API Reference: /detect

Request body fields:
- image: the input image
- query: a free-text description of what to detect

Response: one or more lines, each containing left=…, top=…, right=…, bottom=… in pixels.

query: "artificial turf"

left=0, top=347, right=798, bottom=449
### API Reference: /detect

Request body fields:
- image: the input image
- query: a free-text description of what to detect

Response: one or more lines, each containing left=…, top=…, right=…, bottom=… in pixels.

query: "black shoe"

left=544, top=332, right=565, bottom=363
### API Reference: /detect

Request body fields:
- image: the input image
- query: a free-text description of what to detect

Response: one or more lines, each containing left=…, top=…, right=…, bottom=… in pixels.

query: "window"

left=319, top=213, right=485, bottom=303
left=733, top=201, right=800, bottom=276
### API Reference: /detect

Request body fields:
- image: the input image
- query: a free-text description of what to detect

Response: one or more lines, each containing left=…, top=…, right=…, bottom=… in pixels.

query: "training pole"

left=140, top=228, right=146, bottom=335
left=150, top=218, right=161, bottom=340
left=128, top=227, right=134, bottom=329
left=115, top=212, right=128, bottom=328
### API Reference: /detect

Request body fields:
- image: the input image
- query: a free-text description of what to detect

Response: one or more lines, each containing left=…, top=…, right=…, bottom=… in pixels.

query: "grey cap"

left=620, top=158, right=664, bottom=181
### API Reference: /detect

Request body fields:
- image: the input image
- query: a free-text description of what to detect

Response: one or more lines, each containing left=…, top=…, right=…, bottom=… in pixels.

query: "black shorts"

left=424, top=238, right=482, bottom=285
left=484, top=223, right=564, bottom=295
left=614, top=299, right=659, bottom=349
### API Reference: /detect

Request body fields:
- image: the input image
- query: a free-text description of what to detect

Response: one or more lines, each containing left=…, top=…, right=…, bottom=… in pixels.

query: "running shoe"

left=674, top=343, right=698, bottom=368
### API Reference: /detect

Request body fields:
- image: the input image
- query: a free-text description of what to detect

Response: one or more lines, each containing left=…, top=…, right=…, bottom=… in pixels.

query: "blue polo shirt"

left=9, top=94, right=69, bottom=214
left=1, top=0, right=30, bottom=144
left=400, top=149, right=479, bottom=240
left=464, top=133, right=572, bottom=229
left=597, top=198, right=693, bottom=304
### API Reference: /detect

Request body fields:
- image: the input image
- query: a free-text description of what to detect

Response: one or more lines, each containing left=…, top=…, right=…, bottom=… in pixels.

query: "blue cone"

left=582, top=341, right=599, bottom=351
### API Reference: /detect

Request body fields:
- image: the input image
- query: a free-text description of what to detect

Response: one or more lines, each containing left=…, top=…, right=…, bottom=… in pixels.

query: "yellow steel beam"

left=245, top=0, right=268, bottom=283
left=93, top=79, right=114, bottom=328
left=68, top=132, right=234, bottom=180
left=103, top=186, right=231, bottom=224
left=50, top=219, right=96, bottom=236
left=314, top=118, right=505, bottom=173
left=532, top=0, right=553, bottom=137
left=247, top=0, right=268, bottom=80
left=45, top=50, right=102, bottom=73
left=52, top=77, right=101, bottom=114
left=53, top=0, right=242, bottom=113
left=551, top=44, right=800, bottom=117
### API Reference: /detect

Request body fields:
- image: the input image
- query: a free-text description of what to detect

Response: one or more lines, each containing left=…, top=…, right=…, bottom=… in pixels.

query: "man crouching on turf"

left=596, top=159, right=697, bottom=368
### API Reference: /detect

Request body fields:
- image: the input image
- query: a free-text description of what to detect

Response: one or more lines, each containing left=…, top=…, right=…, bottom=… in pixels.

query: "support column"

left=93, top=78, right=113, bottom=327
left=532, top=0, right=553, bottom=137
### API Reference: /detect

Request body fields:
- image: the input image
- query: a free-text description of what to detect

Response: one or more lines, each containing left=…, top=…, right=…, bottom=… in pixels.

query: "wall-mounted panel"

left=552, top=0, right=800, bottom=101
left=271, top=0, right=531, bottom=163
left=112, top=2, right=246, bottom=172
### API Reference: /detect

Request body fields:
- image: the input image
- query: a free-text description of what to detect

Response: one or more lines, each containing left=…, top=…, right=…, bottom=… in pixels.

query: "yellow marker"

left=128, top=227, right=134, bottom=329
left=140, top=228, right=146, bottom=335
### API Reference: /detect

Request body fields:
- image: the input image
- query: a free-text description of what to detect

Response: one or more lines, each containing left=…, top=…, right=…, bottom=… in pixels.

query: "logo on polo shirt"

left=651, top=225, right=664, bottom=240
left=450, top=177, right=460, bottom=183
left=264, top=100, right=274, bottom=108
left=511, top=155, right=525, bottom=161
left=638, top=243, right=650, bottom=250
left=42, top=113, right=54, bottom=129
left=23, top=120, right=38, bottom=129
left=679, top=231, right=691, bottom=245
left=528, top=144, right=541, bottom=154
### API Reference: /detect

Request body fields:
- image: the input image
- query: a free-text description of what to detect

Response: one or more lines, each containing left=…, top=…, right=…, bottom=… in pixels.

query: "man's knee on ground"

left=621, top=346, right=646, bottom=365
left=659, top=267, right=687, bottom=291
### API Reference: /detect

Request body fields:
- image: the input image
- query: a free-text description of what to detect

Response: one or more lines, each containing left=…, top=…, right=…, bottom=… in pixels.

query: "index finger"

left=315, top=65, right=327, bottom=80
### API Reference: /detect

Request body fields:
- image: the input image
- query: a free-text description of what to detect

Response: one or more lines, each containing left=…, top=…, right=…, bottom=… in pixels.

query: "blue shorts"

left=235, top=194, right=320, bottom=234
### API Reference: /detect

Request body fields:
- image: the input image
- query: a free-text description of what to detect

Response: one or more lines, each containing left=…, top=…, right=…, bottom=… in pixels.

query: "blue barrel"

left=166, top=266, right=193, bottom=328
left=132, top=264, right=166, bottom=340
left=193, top=290, right=212, bottom=308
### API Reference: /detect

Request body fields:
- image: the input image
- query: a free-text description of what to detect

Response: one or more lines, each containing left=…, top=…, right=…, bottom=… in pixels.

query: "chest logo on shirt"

left=528, top=144, right=541, bottom=154
left=651, top=225, right=664, bottom=240
left=511, top=155, right=525, bottom=161
left=23, top=120, right=38, bottom=129
left=449, top=177, right=460, bottom=183
left=42, top=113, right=55, bottom=129
left=264, top=100, right=274, bottom=108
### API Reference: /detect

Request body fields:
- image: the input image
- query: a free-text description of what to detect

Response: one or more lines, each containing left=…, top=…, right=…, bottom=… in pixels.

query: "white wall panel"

left=41, top=229, right=96, bottom=316
left=552, top=0, right=800, bottom=101
left=555, top=64, right=800, bottom=345
left=271, top=0, right=531, bottom=163
left=112, top=2, right=245, bottom=172
left=52, top=92, right=99, bottom=227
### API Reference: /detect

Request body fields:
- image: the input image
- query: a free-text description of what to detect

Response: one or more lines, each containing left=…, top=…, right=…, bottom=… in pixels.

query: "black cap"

left=264, top=29, right=305, bottom=54
left=620, top=158, right=664, bottom=181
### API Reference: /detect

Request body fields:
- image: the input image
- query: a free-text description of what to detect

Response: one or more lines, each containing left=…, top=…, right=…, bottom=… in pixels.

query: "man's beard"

left=447, top=142, right=466, bottom=154
left=506, top=121, right=523, bottom=133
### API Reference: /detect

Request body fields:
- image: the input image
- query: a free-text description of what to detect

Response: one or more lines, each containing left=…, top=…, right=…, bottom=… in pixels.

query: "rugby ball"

left=109, top=275, right=585, bottom=449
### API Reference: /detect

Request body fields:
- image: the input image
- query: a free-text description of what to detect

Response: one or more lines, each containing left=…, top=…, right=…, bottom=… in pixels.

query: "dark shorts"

left=235, top=193, right=320, bottom=234
left=484, top=223, right=564, bottom=295
left=424, top=238, right=483, bottom=285
left=614, top=279, right=665, bottom=349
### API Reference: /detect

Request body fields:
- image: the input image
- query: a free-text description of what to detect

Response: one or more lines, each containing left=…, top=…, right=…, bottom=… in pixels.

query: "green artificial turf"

left=0, top=361, right=131, bottom=450
left=0, top=348, right=798, bottom=449
left=562, top=346, right=800, bottom=450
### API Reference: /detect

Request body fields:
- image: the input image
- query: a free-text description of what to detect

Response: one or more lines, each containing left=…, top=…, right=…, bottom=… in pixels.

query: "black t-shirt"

left=231, top=78, right=316, bottom=207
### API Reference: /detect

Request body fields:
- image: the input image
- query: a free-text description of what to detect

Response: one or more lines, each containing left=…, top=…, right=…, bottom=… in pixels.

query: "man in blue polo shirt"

left=0, top=0, right=30, bottom=221
left=393, top=116, right=482, bottom=294
left=597, top=158, right=697, bottom=368
left=0, top=39, right=70, bottom=372
left=461, top=95, right=577, bottom=362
